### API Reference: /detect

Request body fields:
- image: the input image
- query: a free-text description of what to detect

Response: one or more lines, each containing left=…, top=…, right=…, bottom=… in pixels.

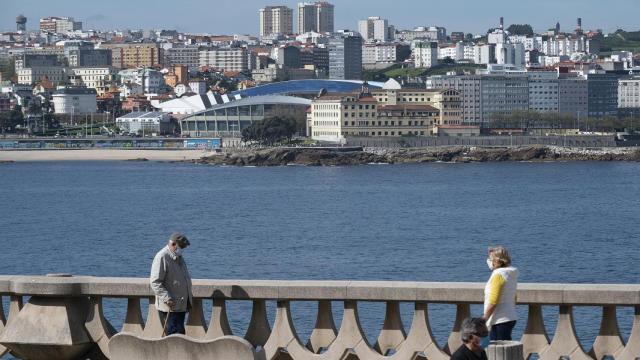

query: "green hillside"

left=363, top=63, right=485, bottom=82
left=602, top=30, right=640, bottom=53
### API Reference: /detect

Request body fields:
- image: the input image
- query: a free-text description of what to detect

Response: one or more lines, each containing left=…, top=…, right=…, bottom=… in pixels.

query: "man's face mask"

left=480, top=336, right=490, bottom=348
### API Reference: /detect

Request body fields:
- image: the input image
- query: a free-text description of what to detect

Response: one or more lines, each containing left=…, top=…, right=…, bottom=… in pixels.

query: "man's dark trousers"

left=159, top=311, right=186, bottom=335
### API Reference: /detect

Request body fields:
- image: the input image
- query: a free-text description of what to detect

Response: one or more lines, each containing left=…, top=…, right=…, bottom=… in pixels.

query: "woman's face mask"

left=486, top=258, right=494, bottom=270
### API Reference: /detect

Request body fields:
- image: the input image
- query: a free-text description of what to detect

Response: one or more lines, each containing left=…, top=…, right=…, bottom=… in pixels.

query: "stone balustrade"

left=0, top=275, right=638, bottom=360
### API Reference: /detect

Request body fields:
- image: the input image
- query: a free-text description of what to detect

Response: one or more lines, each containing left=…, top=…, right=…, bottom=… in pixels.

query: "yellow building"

left=371, top=87, right=462, bottom=126
left=310, top=81, right=463, bottom=143
left=100, top=43, right=162, bottom=69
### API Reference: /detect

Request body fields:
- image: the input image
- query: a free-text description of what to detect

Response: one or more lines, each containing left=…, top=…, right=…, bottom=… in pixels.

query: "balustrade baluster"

left=390, top=302, right=448, bottom=360
left=374, top=301, right=406, bottom=355
left=521, top=304, right=550, bottom=359
left=206, top=298, right=232, bottom=339
left=122, top=297, right=144, bottom=335
left=540, top=305, right=591, bottom=360
left=445, top=303, right=470, bottom=355
left=7, top=295, right=22, bottom=327
left=589, top=305, right=624, bottom=360
left=141, top=297, right=164, bottom=338
left=617, top=305, right=640, bottom=360
left=84, top=295, right=116, bottom=359
left=185, top=298, right=207, bottom=338
left=245, top=299, right=272, bottom=348
left=307, top=300, right=337, bottom=353
left=0, top=296, right=22, bottom=358
left=263, top=300, right=310, bottom=359
left=0, top=295, right=6, bottom=357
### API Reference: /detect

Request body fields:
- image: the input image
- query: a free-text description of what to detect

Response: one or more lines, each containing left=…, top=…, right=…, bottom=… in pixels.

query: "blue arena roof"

left=231, top=80, right=384, bottom=98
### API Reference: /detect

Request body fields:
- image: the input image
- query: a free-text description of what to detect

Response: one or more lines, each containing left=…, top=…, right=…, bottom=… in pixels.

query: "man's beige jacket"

left=150, top=246, right=193, bottom=312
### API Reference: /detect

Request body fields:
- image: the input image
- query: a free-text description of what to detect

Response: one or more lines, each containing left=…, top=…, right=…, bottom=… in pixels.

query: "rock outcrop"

left=191, top=146, right=640, bottom=167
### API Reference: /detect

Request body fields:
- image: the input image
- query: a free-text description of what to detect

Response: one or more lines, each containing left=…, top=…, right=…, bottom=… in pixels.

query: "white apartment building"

left=495, top=43, right=525, bottom=67
left=199, top=48, right=249, bottom=72
left=508, top=35, right=543, bottom=52
left=487, top=29, right=506, bottom=44
left=188, top=80, right=208, bottom=95
left=414, top=41, right=438, bottom=68
left=542, top=36, right=586, bottom=56
left=39, top=17, right=82, bottom=33
left=396, top=26, right=446, bottom=42
left=528, top=71, right=559, bottom=113
left=52, top=87, right=97, bottom=114
left=259, top=6, right=293, bottom=37
left=17, top=67, right=67, bottom=85
left=426, top=74, right=529, bottom=124
left=619, top=77, right=640, bottom=108
left=68, top=67, right=114, bottom=94
left=358, top=17, right=394, bottom=42
left=362, top=44, right=398, bottom=64
left=116, top=111, right=172, bottom=135
left=118, top=68, right=164, bottom=94
left=474, top=44, right=495, bottom=65
left=438, top=45, right=459, bottom=61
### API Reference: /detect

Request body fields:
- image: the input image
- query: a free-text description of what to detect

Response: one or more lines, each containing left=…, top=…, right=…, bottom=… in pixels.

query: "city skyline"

left=3, top=0, right=639, bottom=35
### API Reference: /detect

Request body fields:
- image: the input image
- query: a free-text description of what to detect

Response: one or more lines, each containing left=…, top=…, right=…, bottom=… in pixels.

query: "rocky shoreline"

left=191, top=146, right=640, bottom=166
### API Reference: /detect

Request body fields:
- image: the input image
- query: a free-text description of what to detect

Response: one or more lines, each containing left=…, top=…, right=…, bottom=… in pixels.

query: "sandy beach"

left=0, top=149, right=214, bottom=162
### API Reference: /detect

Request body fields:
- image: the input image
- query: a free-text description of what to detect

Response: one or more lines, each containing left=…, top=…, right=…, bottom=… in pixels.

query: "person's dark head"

left=461, top=317, right=489, bottom=351
left=168, top=233, right=190, bottom=253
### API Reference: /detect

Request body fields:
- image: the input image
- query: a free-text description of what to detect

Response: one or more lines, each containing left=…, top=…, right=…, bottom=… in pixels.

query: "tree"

left=0, top=106, right=24, bottom=134
left=241, top=116, right=297, bottom=145
left=0, top=58, right=15, bottom=81
left=507, top=24, right=534, bottom=36
left=441, top=57, right=456, bottom=65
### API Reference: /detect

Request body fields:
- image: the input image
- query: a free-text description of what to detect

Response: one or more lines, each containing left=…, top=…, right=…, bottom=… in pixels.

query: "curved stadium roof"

left=230, top=79, right=384, bottom=98
left=185, top=95, right=312, bottom=117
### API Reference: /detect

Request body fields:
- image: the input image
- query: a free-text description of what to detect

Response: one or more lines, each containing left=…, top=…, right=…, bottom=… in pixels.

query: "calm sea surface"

left=0, top=161, right=638, bottom=351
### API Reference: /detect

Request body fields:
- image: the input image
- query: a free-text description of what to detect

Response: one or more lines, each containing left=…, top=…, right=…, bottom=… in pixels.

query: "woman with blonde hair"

left=483, top=246, right=518, bottom=341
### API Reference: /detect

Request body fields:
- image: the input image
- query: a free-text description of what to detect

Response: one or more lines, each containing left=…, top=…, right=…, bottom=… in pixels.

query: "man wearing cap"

left=150, top=233, right=193, bottom=335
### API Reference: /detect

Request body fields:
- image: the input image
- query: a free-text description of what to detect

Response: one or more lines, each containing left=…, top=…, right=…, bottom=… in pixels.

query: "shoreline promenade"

left=0, top=275, right=638, bottom=360
left=0, top=149, right=213, bottom=162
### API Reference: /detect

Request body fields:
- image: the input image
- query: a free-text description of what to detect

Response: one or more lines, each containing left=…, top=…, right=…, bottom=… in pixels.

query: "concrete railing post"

left=206, top=298, right=232, bottom=339
left=141, top=297, right=163, bottom=338
left=445, top=303, right=470, bottom=355
left=185, top=297, right=207, bottom=339
left=521, top=304, right=550, bottom=359
left=589, top=305, right=624, bottom=360
left=374, top=300, right=406, bottom=355
left=307, top=300, right=337, bottom=353
left=0, top=295, right=6, bottom=357
left=244, top=299, right=271, bottom=348
left=121, top=297, right=144, bottom=335
left=0, top=296, right=93, bottom=359
left=617, top=305, right=640, bottom=360
left=540, top=305, right=591, bottom=360
left=487, top=341, right=524, bottom=360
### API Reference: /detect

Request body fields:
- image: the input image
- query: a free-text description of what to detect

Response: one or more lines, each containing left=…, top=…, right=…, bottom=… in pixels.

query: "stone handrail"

left=0, top=275, right=638, bottom=360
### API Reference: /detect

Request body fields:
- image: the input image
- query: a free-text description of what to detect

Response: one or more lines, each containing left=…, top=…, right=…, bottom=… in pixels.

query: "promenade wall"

left=0, top=276, right=639, bottom=359
left=346, top=136, right=618, bottom=148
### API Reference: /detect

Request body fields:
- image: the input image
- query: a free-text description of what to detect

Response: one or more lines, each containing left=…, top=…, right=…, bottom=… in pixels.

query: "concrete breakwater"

left=192, top=146, right=640, bottom=166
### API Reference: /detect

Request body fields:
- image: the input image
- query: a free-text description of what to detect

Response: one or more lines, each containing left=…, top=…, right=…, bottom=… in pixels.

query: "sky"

left=3, top=0, right=639, bottom=36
